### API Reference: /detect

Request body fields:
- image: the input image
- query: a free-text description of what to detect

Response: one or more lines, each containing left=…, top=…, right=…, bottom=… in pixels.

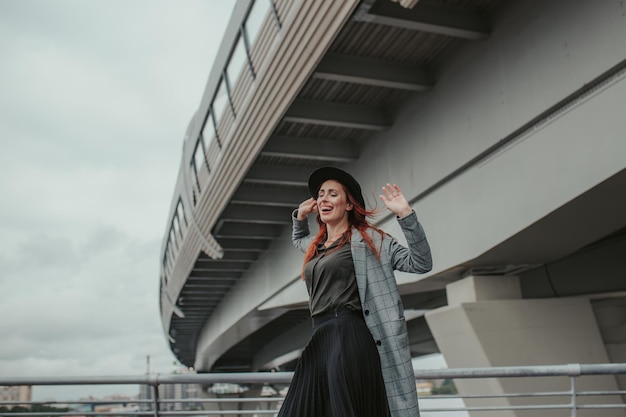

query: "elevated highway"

left=159, top=0, right=626, bottom=399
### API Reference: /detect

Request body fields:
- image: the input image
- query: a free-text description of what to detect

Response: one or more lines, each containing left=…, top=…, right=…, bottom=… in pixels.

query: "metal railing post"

left=152, top=383, right=160, bottom=417
left=570, top=376, right=577, bottom=417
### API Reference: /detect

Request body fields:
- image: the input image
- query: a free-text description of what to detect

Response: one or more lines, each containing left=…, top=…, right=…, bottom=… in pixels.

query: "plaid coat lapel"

left=350, top=228, right=368, bottom=301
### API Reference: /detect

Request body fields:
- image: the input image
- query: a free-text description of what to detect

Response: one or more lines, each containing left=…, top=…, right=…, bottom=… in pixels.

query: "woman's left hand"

left=380, top=183, right=413, bottom=218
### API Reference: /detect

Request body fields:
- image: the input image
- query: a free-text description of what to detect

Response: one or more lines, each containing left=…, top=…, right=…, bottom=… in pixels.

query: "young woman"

left=277, top=167, right=432, bottom=417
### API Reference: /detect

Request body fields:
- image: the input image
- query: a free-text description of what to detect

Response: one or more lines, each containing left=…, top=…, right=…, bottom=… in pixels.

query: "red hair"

left=301, top=184, right=385, bottom=280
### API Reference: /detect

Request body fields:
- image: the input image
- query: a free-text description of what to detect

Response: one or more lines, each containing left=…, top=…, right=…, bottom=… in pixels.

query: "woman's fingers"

left=297, top=198, right=317, bottom=219
left=381, top=183, right=402, bottom=201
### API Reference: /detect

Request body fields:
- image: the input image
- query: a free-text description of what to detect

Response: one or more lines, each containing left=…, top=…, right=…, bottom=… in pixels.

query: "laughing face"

left=316, top=179, right=353, bottom=226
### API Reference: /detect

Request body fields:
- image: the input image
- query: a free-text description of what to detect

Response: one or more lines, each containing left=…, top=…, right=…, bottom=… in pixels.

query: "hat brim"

left=308, top=166, right=365, bottom=208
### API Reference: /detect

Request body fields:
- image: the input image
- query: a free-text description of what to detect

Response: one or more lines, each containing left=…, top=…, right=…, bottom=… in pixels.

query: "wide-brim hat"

left=308, top=166, right=365, bottom=208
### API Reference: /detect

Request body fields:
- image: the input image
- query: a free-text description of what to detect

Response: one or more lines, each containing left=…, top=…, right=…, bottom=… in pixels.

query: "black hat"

left=308, top=166, right=365, bottom=208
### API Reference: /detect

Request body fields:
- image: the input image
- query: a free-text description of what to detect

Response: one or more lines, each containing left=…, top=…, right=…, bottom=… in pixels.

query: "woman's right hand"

left=297, top=197, right=317, bottom=220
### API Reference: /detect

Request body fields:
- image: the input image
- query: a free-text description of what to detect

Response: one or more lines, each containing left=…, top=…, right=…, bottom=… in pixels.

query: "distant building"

left=138, top=384, right=153, bottom=411
left=0, top=386, right=32, bottom=409
left=138, top=367, right=202, bottom=412
left=415, top=381, right=434, bottom=395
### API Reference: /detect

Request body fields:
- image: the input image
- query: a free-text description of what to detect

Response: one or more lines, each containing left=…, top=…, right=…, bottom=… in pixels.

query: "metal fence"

left=1, top=363, right=626, bottom=417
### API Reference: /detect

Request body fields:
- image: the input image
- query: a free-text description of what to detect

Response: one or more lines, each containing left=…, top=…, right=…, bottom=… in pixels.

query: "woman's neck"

left=326, top=221, right=349, bottom=242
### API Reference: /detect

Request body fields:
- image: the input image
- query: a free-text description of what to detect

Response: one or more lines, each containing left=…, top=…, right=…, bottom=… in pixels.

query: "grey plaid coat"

left=292, top=211, right=432, bottom=417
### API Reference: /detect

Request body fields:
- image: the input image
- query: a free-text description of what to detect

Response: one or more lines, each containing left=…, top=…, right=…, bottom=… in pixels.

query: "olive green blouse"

left=304, top=237, right=362, bottom=317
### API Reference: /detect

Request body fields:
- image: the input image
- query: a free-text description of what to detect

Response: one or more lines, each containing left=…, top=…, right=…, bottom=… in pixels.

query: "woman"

left=278, top=167, right=432, bottom=417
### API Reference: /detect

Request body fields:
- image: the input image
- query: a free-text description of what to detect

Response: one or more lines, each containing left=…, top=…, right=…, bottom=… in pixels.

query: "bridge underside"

left=161, top=0, right=626, bottom=374
left=211, top=167, right=626, bottom=372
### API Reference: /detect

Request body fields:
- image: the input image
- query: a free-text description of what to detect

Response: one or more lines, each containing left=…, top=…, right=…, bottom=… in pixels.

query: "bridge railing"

left=1, top=363, right=626, bottom=417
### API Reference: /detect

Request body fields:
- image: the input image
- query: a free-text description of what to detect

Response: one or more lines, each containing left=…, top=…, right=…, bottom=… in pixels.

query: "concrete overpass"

left=159, top=0, right=626, bottom=404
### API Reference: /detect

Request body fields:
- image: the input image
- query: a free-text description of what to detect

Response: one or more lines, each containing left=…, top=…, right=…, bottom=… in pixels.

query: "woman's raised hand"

left=380, top=183, right=413, bottom=218
left=297, top=197, right=318, bottom=220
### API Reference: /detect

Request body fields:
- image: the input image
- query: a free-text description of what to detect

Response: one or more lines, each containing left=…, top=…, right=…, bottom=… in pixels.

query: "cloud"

left=0, top=225, right=159, bottom=347
left=0, top=0, right=234, bottom=400
left=0, top=225, right=174, bottom=399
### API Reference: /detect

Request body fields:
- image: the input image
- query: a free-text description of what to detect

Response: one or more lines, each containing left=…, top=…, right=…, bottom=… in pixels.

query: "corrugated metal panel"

left=424, top=0, right=502, bottom=11
left=330, top=21, right=456, bottom=65
left=273, top=121, right=365, bottom=140
left=256, top=154, right=348, bottom=167
left=298, top=79, right=405, bottom=106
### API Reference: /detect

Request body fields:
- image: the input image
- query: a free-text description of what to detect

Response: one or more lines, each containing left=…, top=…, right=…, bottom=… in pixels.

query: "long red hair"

left=301, top=184, right=385, bottom=280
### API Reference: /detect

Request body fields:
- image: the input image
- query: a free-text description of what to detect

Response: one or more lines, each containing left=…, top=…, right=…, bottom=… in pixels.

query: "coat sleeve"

left=291, top=209, right=314, bottom=253
left=386, top=211, right=432, bottom=273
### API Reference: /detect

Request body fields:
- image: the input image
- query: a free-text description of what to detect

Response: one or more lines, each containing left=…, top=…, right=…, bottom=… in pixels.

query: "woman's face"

left=316, top=179, right=353, bottom=225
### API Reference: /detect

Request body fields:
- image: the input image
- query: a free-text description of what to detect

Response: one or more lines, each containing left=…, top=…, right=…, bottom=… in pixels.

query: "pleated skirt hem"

left=277, top=308, right=391, bottom=417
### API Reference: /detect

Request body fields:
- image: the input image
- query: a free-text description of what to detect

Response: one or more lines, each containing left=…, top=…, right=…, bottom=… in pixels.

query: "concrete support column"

left=424, top=275, right=625, bottom=417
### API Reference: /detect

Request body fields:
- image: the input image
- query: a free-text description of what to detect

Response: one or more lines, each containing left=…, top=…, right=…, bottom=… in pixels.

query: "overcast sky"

left=0, top=0, right=235, bottom=400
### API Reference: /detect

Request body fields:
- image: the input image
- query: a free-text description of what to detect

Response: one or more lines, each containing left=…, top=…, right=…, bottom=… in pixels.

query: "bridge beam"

left=313, top=53, right=434, bottom=92
left=261, top=135, right=359, bottom=163
left=283, top=99, right=391, bottom=130
left=355, top=1, right=490, bottom=40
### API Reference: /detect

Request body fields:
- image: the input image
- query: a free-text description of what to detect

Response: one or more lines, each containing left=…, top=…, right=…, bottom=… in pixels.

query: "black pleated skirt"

left=277, top=308, right=391, bottom=417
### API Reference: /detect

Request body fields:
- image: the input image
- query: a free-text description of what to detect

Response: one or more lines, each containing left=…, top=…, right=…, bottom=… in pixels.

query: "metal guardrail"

left=1, top=363, right=626, bottom=417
